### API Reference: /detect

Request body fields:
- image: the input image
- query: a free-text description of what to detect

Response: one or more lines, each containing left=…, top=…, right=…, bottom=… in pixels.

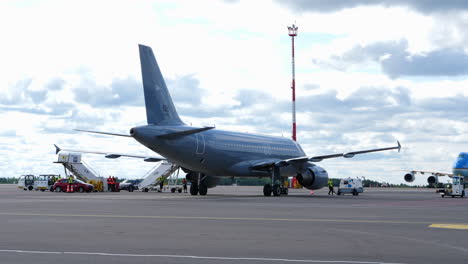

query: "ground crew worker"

left=328, top=179, right=335, bottom=195
left=67, top=175, right=74, bottom=193
left=107, top=176, right=112, bottom=191
left=159, top=180, right=164, bottom=192
left=112, top=176, right=116, bottom=192
left=182, top=178, right=187, bottom=193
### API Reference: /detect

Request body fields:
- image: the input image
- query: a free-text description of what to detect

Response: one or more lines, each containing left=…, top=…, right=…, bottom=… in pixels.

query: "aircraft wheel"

left=190, top=184, right=199, bottom=195
left=199, top=184, right=208, bottom=196
left=263, top=184, right=272, bottom=196
left=272, top=184, right=281, bottom=197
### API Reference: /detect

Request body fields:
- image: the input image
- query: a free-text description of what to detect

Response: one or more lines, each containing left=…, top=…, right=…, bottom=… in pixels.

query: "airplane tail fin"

left=139, top=44, right=184, bottom=126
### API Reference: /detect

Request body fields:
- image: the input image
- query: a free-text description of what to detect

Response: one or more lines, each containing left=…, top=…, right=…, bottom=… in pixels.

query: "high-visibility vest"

left=68, top=177, right=74, bottom=184
left=328, top=181, right=333, bottom=187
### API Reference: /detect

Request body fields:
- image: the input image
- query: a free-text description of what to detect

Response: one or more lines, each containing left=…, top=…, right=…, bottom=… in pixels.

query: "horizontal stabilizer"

left=74, top=129, right=132, bottom=137
left=157, top=127, right=215, bottom=139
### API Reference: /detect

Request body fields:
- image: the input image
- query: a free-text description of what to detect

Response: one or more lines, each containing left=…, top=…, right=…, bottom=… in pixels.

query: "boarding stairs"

left=54, top=152, right=107, bottom=190
left=138, top=161, right=180, bottom=192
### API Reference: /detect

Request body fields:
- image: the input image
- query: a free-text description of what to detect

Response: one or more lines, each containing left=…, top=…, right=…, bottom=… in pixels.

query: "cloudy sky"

left=1, top=0, right=467, bottom=185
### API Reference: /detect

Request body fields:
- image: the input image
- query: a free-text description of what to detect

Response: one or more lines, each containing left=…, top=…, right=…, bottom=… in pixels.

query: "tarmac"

left=1, top=184, right=467, bottom=264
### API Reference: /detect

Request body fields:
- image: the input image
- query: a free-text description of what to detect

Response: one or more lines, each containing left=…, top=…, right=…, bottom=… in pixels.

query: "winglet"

left=54, top=144, right=61, bottom=154
left=397, top=140, right=401, bottom=153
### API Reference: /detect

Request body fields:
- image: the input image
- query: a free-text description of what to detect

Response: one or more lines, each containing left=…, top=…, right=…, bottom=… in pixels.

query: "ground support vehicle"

left=35, top=174, right=60, bottom=191
left=17, top=175, right=35, bottom=191
left=437, top=176, right=465, bottom=198
left=337, top=178, right=364, bottom=196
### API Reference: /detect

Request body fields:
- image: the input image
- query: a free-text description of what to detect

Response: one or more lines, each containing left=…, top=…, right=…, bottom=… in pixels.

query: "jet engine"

left=404, top=172, right=415, bottom=183
left=296, top=163, right=328, bottom=190
left=427, top=175, right=438, bottom=185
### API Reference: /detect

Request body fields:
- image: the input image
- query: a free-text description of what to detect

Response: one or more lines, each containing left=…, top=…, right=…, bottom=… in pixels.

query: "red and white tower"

left=288, top=24, right=298, bottom=141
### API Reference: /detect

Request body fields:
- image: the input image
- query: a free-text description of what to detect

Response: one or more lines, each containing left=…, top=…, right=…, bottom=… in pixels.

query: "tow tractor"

left=437, top=176, right=465, bottom=198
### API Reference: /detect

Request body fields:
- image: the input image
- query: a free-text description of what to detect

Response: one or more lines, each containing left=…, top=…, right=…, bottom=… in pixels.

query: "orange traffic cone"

left=309, top=190, right=315, bottom=195
left=66, top=185, right=70, bottom=193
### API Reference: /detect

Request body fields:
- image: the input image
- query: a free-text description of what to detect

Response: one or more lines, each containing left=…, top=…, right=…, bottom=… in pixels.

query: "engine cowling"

left=427, top=175, right=438, bottom=185
left=296, top=163, right=328, bottom=190
left=404, top=172, right=415, bottom=183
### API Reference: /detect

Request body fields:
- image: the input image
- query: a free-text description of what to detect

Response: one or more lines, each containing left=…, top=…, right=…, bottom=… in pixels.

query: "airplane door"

left=195, top=133, right=205, bottom=155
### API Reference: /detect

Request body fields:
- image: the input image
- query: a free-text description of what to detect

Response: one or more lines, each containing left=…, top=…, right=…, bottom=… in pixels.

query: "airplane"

left=403, top=152, right=468, bottom=185
left=72, top=44, right=401, bottom=197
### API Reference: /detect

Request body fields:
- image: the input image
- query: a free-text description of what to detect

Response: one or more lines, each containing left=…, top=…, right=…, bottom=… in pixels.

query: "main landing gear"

left=190, top=173, right=208, bottom=196
left=263, top=166, right=288, bottom=197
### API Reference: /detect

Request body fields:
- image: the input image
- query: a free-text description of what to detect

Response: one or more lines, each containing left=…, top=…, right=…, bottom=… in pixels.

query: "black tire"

left=352, top=189, right=358, bottom=196
left=128, top=187, right=134, bottom=192
left=144, top=188, right=149, bottom=192
left=178, top=188, right=182, bottom=193
left=272, top=184, right=281, bottom=197
left=441, top=194, right=445, bottom=198
left=337, top=191, right=341, bottom=195
left=40, top=189, right=45, bottom=192
left=28, top=186, right=33, bottom=191
left=263, top=184, right=272, bottom=197
left=190, top=184, right=199, bottom=195
left=452, top=195, right=455, bottom=198
left=55, top=186, right=62, bottom=192
left=78, top=187, right=84, bottom=193
left=171, top=188, right=176, bottom=193
left=199, top=184, right=208, bottom=196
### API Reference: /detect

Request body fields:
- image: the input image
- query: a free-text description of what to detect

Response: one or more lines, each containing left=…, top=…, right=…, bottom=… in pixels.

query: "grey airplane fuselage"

left=131, top=125, right=305, bottom=178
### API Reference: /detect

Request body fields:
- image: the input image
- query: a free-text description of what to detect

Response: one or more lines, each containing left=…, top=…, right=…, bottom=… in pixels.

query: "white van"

left=337, top=178, right=364, bottom=196
left=35, top=174, right=60, bottom=192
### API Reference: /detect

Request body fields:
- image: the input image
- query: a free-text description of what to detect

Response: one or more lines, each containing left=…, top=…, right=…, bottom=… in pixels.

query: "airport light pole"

left=288, top=24, right=298, bottom=141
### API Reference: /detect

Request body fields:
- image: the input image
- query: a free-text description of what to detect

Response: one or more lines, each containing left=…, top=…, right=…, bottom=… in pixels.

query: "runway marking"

left=429, top=223, right=468, bottom=230
left=0, top=249, right=406, bottom=263
left=0, top=212, right=449, bottom=225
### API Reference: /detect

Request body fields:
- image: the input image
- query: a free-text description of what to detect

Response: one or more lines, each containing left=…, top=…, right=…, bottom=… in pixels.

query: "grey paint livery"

left=127, top=45, right=400, bottom=195
left=75, top=44, right=400, bottom=196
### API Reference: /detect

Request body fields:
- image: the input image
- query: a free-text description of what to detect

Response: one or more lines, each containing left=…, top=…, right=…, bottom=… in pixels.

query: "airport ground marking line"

left=0, top=212, right=448, bottom=225
left=0, top=249, right=406, bottom=264
left=429, top=224, right=468, bottom=230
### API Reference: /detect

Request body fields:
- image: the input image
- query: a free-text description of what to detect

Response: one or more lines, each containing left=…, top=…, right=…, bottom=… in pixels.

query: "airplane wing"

left=251, top=141, right=401, bottom=170
left=408, top=170, right=454, bottom=177
left=54, top=145, right=165, bottom=162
